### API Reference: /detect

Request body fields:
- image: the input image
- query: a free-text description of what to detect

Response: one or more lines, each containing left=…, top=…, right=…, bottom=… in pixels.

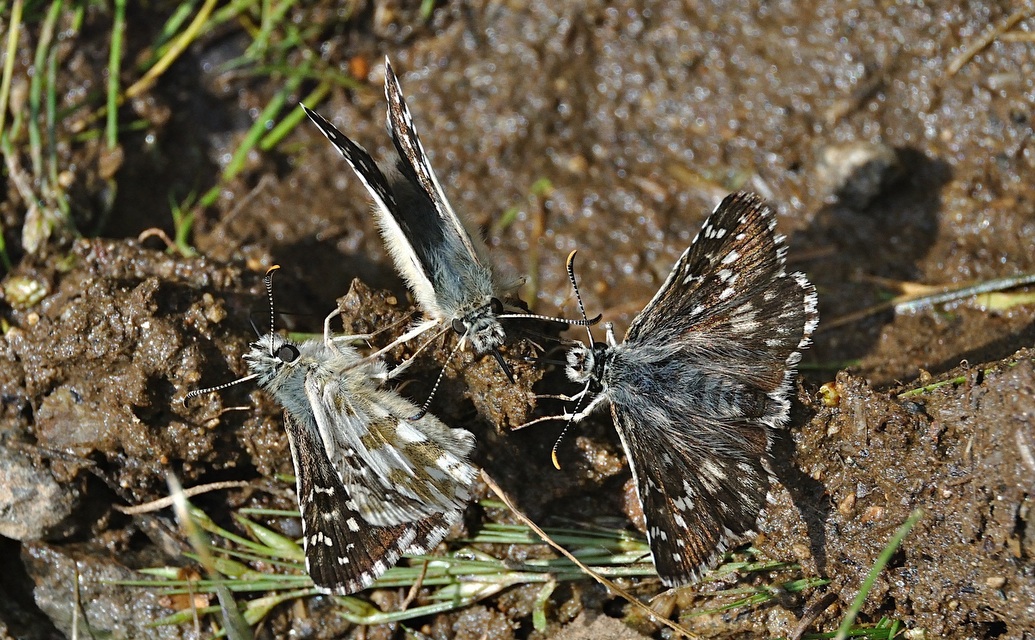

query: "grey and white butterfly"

left=553, top=192, right=819, bottom=587
left=185, top=268, right=477, bottom=594
left=302, top=59, right=588, bottom=383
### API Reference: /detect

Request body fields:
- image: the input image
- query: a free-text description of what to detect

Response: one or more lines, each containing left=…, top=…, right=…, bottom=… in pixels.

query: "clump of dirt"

left=764, top=358, right=1035, bottom=637
left=0, top=239, right=253, bottom=497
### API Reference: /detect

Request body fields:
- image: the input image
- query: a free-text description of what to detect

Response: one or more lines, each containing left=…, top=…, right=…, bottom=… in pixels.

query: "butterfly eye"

left=276, top=344, right=300, bottom=363
left=490, top=297, right=504, bottom=315
left=451, top=318, right=467, bottom=335
left=566, top=349, right=585, bottom=372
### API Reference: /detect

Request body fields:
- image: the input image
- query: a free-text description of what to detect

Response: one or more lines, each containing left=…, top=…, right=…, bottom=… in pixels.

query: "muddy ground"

left=1, top=1, right=1034, bottom=638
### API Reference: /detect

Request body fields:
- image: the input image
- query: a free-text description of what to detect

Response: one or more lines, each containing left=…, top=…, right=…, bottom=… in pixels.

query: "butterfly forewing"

left=299, top=107, right=398, bottom=217
left=383, top=60, right=492, bottom=273
left=627, top=192, right=817, bottom=397
left=301, top=105, right=443, bottom=317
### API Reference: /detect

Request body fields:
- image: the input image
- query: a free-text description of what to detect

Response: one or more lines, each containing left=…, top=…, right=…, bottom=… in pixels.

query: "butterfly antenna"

left=565, top=250, right=595, bottom=344
left=183, top=374, right=261, bottom=405
left=184, top=265, right=281, bottom=406
left=409, top=336, right=466, bottom=421
left=264, top=266, right=280, bottom=346
left=498, top=310, right=602, bottom=327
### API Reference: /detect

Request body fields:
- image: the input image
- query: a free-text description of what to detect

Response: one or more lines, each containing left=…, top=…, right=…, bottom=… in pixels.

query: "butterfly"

left=302, top=59, right=590, bottom=385
left=185, top=267, right=477, bottom=593
left=301, top=59, right=520, bottom=376
left=558, top=191, right=819, bottom=586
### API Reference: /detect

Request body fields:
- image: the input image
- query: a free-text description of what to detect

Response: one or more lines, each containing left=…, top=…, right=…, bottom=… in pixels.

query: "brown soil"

left=1, top=1, right=1033, bottom=639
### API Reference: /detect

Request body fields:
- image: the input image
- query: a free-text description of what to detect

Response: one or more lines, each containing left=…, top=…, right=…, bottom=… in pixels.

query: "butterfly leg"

left=329, top=334, right=374, bottom=346
left=533, top=388, right=590, bottom=402
left=384, top=324, right=452, bottom=381
left=514, top=397, right=605, bottom=430
left=322, top=307, right=375, bottom=354
left=366, top=318, right=441, bottom=361
left=511, top=412, right=573, bottom=430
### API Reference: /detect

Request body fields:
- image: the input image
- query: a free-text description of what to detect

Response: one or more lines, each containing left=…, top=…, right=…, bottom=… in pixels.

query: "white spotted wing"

left=246, top=332, right=477, bottom=593
left=566, top=192, right=818, bottom=586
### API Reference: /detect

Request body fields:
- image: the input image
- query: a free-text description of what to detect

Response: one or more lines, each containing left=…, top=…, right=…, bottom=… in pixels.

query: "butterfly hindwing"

left=611, top=404, right=772, bottom=585
left=283, top=412, right=458, bottom=594
left=626, top=191, right=818, bottom=413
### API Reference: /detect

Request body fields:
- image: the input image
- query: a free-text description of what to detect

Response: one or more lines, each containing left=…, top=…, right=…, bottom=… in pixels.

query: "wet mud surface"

left=2, top=1, right=1034, bottom=638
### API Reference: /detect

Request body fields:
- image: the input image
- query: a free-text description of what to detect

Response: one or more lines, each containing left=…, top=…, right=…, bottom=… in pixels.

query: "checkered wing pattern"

left=607, top=192, right=818, bottom=585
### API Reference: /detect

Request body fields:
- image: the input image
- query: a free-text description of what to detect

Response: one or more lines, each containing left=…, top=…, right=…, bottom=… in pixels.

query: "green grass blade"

left=107, top=0, right=126, bottom=149
left=0, top=0, right=23, bottom=139
left=216, top=585, right=253, bottom=640
left=29, top=0, right=62, bottom=177
left=200, top=69, right=306, bottom=207
left=260, top=80, right=332, bottom=151
left=125, top=0, right=219, bottom=102
left=834, top=509, right=922, bottom=640
left=246, top=0, right=297, bottom=61
left=137, top=0, right=200, bottom=71
left=532, top=579, right=557, bottom=632
left=233, top=513, right=303, bottom=559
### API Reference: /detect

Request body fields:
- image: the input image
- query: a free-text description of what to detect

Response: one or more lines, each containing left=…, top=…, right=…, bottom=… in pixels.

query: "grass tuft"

left=119, top=494, right=832, bottom=634
left=2, top=1, right=366, bottom=259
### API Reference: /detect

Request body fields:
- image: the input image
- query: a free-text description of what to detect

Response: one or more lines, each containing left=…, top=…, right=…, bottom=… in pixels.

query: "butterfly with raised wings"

left=303, top=59, right=591, bottom=384
left=302, top=59, right=523, bottom=377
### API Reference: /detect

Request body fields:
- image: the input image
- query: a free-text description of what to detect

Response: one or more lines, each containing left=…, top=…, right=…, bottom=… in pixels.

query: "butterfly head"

left=565, top=341, right=609, bottom=389
left=452, top=297, right=507, bottom=356
left=244, top=332, right=302, bottom=387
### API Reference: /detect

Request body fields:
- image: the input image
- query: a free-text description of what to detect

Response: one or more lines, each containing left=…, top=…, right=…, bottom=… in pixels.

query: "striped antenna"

left=183, top=266, right=281, bottom=405
left=565, top=250, right=596, bottom=344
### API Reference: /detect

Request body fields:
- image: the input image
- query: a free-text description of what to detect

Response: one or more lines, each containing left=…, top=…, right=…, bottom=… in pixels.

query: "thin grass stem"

left=106, top=0, right=126, bottom=149
left=834, top=510, right=922, bottom=640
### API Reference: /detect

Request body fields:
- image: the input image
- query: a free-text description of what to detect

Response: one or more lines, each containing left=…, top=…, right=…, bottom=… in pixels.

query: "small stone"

left=818, top=381, right=842, bottom=408
left=815, top=141, right=901, bottom=209
left=22, top=542, right=191, bottom=639
left=838, top=492, right=857, bottom=516
left=1, top=275, right=49, bottom=309
left=985, top=576, right=1007, bottom=589
left=0, top=447, right=79, bottom=541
